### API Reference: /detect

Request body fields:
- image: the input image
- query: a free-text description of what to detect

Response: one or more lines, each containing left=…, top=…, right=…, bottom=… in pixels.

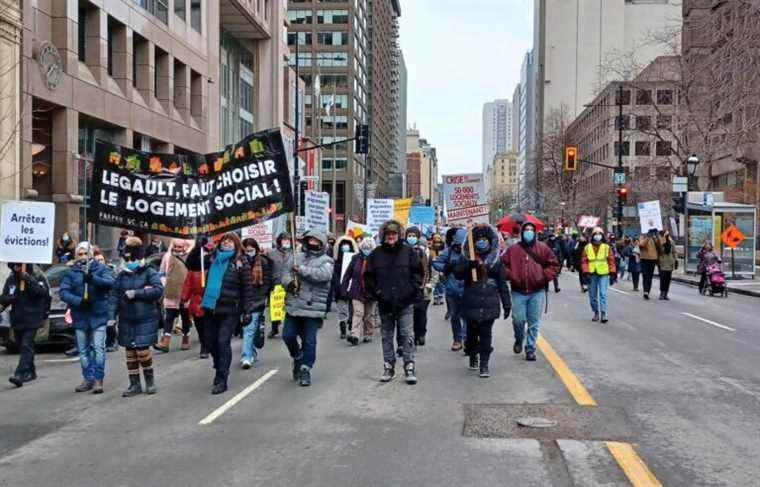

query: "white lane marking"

left=199, top=369, right=278, bottom=426
left=44, top=357, right=81, bottom=363
left=609, top=287, right=629, bottom=295
left=681, top=312, right=736, bottom=332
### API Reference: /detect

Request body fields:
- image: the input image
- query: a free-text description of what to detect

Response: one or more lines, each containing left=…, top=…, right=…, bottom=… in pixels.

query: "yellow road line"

left=537, top=335, right=662, bottom=487
left=536, top=335, right=597, bottom=406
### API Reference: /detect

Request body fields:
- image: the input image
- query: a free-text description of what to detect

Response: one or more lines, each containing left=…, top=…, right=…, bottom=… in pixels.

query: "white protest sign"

left=367, top=199, right=394, bottom=235
left=0, top=200, right=56, bottom=264
left=577, top=215, right=600, bottom=229
left=340, top=251, right=354, bottom=281
left=638, top=200, right=664, bottom=233
left=241, top=220, right=273, bottom=246
left=442, top=173, right=488, bottom=224
left=305, top=191, right=330, bottom=234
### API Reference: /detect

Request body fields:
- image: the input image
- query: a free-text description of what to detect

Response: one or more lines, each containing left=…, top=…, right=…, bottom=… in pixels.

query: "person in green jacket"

left=656, top=231, right=678, bottom=300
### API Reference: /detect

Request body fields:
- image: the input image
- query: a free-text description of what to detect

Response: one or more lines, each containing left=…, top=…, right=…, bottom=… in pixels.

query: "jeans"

left=380, top=305, right=414, bottom=364
left=445, top=295, right=466, bottom=342
left=163, top=306, right=192, bottom=335
left=465, top=320, right=494, bottom=361
left=76, top=326, right=107, bottom=382
left=282, top=315, right=321, bottom=369
left=659, top=270, right=673, bottom=294
left=413, top=300, right=430, bottom=340
left=588, top=274, right=609, bottom=313
left=511, top=291, right=544, bottom=353
left=641, top=260, right=657, bottom=294
left=240, top=312, right=263, bottom=363
left=205, top=313, right=237, bottom=379
left=14, top=328, right=37, bottom=377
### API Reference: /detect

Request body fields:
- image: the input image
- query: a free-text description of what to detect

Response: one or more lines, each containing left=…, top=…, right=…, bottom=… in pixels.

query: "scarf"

left=201, top=250, right=235, bottom=310
left=251, top=255, right=263, bottom=286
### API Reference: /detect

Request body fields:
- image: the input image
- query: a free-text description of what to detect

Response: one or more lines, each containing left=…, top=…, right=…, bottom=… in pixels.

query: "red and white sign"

left=241, top=220, right=273, bottom=246
left=577, top=215, right=600, bottom=229
left=443, top=173, right=487, bottom=224
left=447, top=204, right=489, bottom=222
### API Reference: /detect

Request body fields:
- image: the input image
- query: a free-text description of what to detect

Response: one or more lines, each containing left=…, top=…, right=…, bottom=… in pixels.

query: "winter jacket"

left=639, top=236, right=659, bottom=261
left=453, top=227, right=511, bottom=322
left=59, top=260, right=116, bottom=330
left=281, top=230, right=335, bottom=319
left=501, top=231, right=561, bottom=295
left=202, top=251, right=254, bottom=316
left=111, top=263, right=164, bottom=348
left=365, top=220, right=423, bottom=312
left=658, top=246, right=677, bottom=272
left=248, top=253, right=274, bottom=312
left=160, top=253, right=188, bottom=309
left=431, top=228, right=467, bottom=298
left=270, top=247, right=293, bottom=285
left=331, top=236, right=357, bottom=301
left=341, top=252, right=372, bottom=302
left=0, top=267, right=49, bottom=331
left=411, top=244, right=432, bottom=302
left=181, top=270, right=205, bottom=317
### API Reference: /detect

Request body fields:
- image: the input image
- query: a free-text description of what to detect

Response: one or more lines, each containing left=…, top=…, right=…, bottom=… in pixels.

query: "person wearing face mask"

left=281, top=230, right=334, bottom=387
left=239, top=238, right=274, bottom=368
left=1, top=263, right=50, bottom=387
left=330, top=235, right=357, bottom=339
left=430, top=234, right=446, bottom=306
left=501, top=222, right=560, bottom=361
left=155, top=239, right=192, bottom=353
left=656, top=231, right=677, bottom=300
left=453, top=225, right=511, bottom=378
left=60, top=241, right=115, bottom=394
left=405, top=227, right=432, bottom=346
left=547, top=234, right=563, bottom=293
left=110, top=237, right=164, bottom=397
left=268, top=232, right=293, bottom=338
left=573, top=233, right=589, bottom=292
left=638, top=229, right=661, bottom=300
left=56, top=233, right=77, bottom=263
left=364, top=220, right=423, bottom=384
left=341, top=237, right=377, bottom=345
left=432, top=227, right=468, bottom=351
left=199, top=233, right=254, bottom=394
left=581, top=228, right=617, bottom=323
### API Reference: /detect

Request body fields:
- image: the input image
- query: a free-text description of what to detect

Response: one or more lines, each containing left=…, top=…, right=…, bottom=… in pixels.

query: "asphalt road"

left=0, top=273, right=757, bottom=486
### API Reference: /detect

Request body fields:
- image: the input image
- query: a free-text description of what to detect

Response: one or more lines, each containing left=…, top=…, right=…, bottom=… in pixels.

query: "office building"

left=406, top=126, right=437, bottom=205
left=482, top=99, right=513, bottom=181
left=490, top=152, right=519, bottom=210
left=519, top=50, right=537, bottom=209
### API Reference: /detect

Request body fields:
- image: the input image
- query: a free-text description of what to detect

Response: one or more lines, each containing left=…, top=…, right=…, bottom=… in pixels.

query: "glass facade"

left=220, top=31, right=256, bottom=147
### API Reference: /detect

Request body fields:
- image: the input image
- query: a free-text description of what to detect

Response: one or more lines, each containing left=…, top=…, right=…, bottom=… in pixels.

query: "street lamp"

left=687, top=154, right=699, bottom=191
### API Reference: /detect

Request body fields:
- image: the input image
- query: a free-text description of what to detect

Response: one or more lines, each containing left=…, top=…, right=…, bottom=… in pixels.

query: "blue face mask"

left=523, top=230, right=535, bottom=243
left=475, top=239, right=490, bottom=252
left=125, top=261, right=140, bottom=271
left=361, top=248, right=372, bottom=256
left=406, top=236, right=418, bottom=246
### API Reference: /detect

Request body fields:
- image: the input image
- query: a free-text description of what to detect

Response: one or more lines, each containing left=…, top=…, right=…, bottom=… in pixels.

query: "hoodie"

left=282, top=229, right=335, bottom=318
left=500, top=222, right=561, bottom=294
left=432, top=227, right=467, bottom=298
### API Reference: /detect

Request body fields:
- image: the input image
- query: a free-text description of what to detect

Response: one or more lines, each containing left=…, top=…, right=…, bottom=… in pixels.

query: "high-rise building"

left=519, top=51, right=537, bottom=209
left=22, top=0, right=286, bottom=250
left=406, top=126, right=438, bottom=205
left=397, top=53, right=407, bottom=173
left=287, top=0, right=400, bottom=225
left=512, top=83, right=521, bottom=157
left=482, top=99, right=513, bottom=179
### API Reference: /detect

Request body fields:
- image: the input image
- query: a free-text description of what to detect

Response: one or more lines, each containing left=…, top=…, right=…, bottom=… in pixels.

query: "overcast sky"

left=399, top=0, right=533, bottom=179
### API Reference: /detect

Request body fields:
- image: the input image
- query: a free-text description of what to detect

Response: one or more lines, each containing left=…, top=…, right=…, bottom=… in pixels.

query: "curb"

left=667, top=275, right=760, bottom=298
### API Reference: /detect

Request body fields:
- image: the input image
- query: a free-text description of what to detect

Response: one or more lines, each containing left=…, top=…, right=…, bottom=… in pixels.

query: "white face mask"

left=593, top=234, right=603, bottom=242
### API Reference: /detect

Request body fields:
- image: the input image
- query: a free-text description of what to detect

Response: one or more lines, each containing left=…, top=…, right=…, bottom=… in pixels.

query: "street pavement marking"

left=44, top=357, right=81, bottom=363
left=609, top=287, right=629, bottom=295
left=681, top=312, right=736, bottom=332
left=199, top=369, right=278, bottom=426
left=538, top=336, right=662, bottom=487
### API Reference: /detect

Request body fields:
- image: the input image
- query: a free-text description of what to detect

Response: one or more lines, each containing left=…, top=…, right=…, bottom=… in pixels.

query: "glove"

left=468, top=259, right=479, bottom=269
left=242, top=313, right=252, bottom=325
left=107, top=320, right=116, bottom=327
left=125, top=290, right=136, bottom=300
left=286, top=281, right=299, bottom=293
left=503, top=307, right=511, bottom=319
left=197, top=236, right=208, bottom=248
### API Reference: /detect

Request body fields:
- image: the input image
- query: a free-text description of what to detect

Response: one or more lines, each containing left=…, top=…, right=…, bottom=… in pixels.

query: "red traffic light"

left=564, top=146, right=578, bottom=171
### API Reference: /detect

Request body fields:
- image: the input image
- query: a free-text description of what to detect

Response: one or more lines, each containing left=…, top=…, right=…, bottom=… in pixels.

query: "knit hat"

left=123, top=236, right=144, bottom=261
left=76, top=241, right=91, bottom=254
left=359, top=237, right=375, bottom=252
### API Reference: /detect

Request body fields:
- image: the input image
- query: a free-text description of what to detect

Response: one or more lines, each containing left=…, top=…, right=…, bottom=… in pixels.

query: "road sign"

left=672, top=176, right=687, bottom=193
left=721, top=225, right=746, bottom=249
left=613, top=170, right=626, bottom=185
left=302, top=175, right=319, bottom=181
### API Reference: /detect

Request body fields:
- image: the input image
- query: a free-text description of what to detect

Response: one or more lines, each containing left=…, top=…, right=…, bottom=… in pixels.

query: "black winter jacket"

left=248, top=254, right=274, bottom=312
left=111, top=264, right=164, bottom=348
left=204, top=254, right=254, bottom=316
left=0, top=268, right=49, bottom=330
left=453, top=259, right=511, bottom=322
left=365, top=243, right=423, bottom=312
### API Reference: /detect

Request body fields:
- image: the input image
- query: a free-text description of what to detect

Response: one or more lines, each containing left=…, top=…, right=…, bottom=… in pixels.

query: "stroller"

left=702, top=262, right=728, bottom=297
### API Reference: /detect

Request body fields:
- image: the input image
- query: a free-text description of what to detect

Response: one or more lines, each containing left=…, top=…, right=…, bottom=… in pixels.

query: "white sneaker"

left=241, top=360, right=252, bottom=370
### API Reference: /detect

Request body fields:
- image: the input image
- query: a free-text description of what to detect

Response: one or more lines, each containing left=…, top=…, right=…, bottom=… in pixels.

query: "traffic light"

left=355, top=124, right=370, bottom=154
left=616, top=186, right=629, bottom=202
left=564, top=146, right=578, bottom=171
left=672, top=193, right=685, bottom=214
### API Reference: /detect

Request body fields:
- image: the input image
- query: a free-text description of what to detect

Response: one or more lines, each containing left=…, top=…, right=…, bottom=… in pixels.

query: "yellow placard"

left=393, top=198, right=413, bottom=226
left=269, top=284, right=286, bottom=322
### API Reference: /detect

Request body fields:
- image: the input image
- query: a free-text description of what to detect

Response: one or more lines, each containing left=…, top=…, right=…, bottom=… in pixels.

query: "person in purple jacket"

left=340, top=237, right=377, bottom=346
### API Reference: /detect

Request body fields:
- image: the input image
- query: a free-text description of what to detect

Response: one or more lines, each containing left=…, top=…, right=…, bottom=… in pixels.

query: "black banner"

left=90, top=128, right=294, bottom=237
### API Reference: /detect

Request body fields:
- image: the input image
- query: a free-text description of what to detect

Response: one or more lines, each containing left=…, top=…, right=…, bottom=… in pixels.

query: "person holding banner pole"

left=240, top=238, right=274, bottom=368
left=268, top=232, right=293, bottom=338
left=200, top=233, right=254, bottom=395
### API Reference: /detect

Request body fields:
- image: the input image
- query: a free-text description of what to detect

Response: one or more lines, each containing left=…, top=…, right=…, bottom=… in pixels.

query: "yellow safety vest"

left=586, top=243, right=610, bottom=275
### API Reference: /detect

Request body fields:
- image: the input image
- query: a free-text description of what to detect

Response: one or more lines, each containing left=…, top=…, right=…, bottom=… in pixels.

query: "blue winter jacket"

left=59, top=260, right=115, bottom=330
left=432, top=228, right=467, bottom=298
left=110, top=263, right=164, bottom=348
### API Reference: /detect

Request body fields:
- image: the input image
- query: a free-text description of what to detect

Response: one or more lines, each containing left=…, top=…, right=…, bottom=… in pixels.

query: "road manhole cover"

left=463, top=403, right=634, bottom=441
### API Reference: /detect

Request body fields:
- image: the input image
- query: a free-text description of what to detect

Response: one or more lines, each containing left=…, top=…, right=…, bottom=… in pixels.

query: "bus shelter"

left=685, top=200, right=757, bottom=278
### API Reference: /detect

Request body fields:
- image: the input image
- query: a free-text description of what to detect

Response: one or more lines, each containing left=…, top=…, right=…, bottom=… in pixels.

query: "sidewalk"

left=664, top=268, right=760, bottom=298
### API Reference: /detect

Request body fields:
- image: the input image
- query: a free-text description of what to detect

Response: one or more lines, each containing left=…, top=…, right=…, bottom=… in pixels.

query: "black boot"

left=659, top=292, right=665, bottom=300
left=8, top=375, right=23, bottom=388
left=212, top=374, right=228, bottom=394
left=468, top=354, right=479, bottom=370
left=292, top=357, right=302, bottom=381
left=299, top=366, right=311, bottom=387
left=122, top=374, right=142, bottom=397
left=339, top=321, right=347, bottom=339
left=663, top=293, right=670, bottom=301
left=143, top=369, right=157, bottom=395
left=479, top=355, right=491, bottom=378
left=268, top=321, right=280, bottom=338
left=592, top=311, right=600, bottom=322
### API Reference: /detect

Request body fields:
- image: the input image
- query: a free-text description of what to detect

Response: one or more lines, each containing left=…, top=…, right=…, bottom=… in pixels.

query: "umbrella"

left=497, top=213, right=545, bottom=233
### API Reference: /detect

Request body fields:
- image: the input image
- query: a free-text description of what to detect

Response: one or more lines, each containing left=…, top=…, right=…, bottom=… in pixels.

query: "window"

left=656, top=115, right=672, bottom=129
left=321, top=181, right=346, bottom=215
left=656, top=89, right=673, bottom=105
left=289, top=52, right=313, bottom=66
left=78, top=5, right=87, bottom=62
left=288, top=10, right=312, bottom=24
left=322, top=157, right=347, bottom=170
left=320, top=94, right=348, bottom=110
left=614, top=141, right=630, bottom=156
left=317, top=31, right=348, bottom=46
left=636, top=89, right=652, bottom=105
left=287, top=32, right=312, bottom=45
left=656, top=141, right=672, bottom=156
left=132, top=33, right=149, bottom=89
left=321, top=115, right=348, bottom=129
left=320, top=74, right=348, bottom=88
left=134, top=0, right=168, bottom=24
left=154, top=45, right=169, bottom=99
left=317, top=9, right=349, bottom=24
left=635, top=141, right=651, bottom=156
left=637, top=115, right=652, bottom=131
left=107, top=18, right=114, bottom=76
left=191, top=0, right=202, bottom=32
left=316, top=52, right=348, bottom=67
left=616, top=115, right=631, bottom=130
left=175, top=0, right=185, bottom=20
left=615, top=89, right=631, bottom=105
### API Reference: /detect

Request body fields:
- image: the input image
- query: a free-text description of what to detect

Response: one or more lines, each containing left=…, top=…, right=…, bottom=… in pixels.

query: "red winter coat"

left=501, top=241, right=561, bottom=294
left=181, top=270, right=205, bottom=318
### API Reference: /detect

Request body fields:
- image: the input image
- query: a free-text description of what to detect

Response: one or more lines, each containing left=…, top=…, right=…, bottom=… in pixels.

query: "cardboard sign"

left=241, top=220, right=273, bottom=246
left=721, top=225, right=745, bottom=249
left=0, top=200, right=56, bottom=264
left=393, top=198, right=413, bottom=226
left=269, top=284, right=286, bottom=322
left=305, top=190, right=330, bottom=234
left=637, top=200, right=663, bottom=233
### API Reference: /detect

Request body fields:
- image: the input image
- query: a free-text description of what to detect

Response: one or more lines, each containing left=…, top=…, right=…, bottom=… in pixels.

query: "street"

left=1, top=273, right=758, bottom=487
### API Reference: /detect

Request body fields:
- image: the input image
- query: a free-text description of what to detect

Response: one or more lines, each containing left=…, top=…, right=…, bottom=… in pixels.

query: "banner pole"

left=200, top=246, right=206, bottom=288
left=467, top=226, right=478, bottom=282
left=290, top=213, right=299, bottom=290
left=19, top=264, right=26, bottom=291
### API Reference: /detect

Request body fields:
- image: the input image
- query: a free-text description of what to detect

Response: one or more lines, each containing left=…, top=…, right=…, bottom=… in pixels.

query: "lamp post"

left=560, top=201, right=566, bottom=229
left=686, top=154, right=699, bottom=192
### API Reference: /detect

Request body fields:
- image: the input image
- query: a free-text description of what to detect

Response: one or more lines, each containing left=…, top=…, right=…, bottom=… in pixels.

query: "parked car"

left=0, top=264, right=75, bottom=352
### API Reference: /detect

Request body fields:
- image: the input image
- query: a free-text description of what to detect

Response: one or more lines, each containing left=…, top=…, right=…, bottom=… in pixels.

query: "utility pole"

left=331, top=83, right=337, bottom=234
left=615, top=84, right=625, bottom=239
left=293, top=41, right=301, bottom=218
